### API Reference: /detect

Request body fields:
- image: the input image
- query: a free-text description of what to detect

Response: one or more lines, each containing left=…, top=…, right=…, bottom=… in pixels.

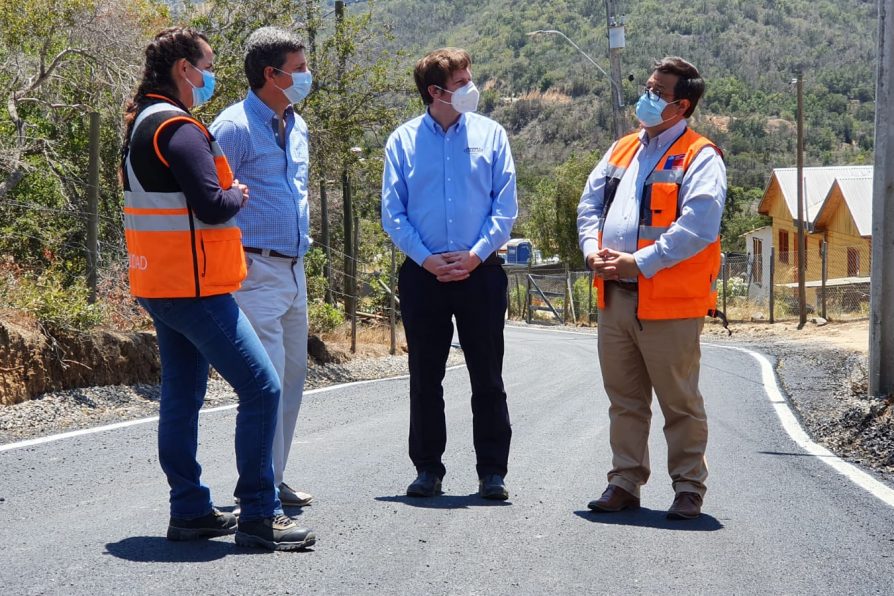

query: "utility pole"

left=335, top=0, right=353, bottom=315
left=604, top=0, right=627, bottom=139
left=795, top=74, right=807, bottom=329
left=870, top=0, right=894, bottom=398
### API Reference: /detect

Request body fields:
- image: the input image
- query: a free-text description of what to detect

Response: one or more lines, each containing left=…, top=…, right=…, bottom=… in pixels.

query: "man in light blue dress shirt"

left=577, top=57, right=726, bottom=520
left=210, top=27, right=314, bottom=519
left=381, top=48, right=518, bottom=500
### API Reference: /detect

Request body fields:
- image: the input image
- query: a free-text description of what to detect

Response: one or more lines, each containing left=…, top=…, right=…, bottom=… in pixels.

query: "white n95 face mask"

left=437, top=81, right=480, bottom=113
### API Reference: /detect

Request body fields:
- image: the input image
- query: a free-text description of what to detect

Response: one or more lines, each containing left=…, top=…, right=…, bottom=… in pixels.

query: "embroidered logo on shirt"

left=465, top=147, right=483, bottom=155
left=663, top=154, right=685, bottom=170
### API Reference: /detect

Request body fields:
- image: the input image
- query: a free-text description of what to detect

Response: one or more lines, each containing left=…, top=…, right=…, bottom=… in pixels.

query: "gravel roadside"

left=0, top=351, right=464, bottom=445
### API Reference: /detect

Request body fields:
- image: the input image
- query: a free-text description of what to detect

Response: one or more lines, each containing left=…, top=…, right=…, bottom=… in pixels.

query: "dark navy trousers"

left=398, top=258, right=511, bottom=479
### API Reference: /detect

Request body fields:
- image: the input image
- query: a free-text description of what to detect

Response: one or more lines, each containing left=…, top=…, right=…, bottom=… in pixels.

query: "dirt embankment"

left=0, top=320, right=160, bottom=406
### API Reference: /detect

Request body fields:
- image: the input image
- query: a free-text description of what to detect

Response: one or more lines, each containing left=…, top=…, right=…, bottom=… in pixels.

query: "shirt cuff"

left=470, top=242, right=491, bottom=262
left=408, top=245, right=432, bottom=267
left=633, top=245, right=662, bottom=279
left=581, top=238, right=600, bottom=260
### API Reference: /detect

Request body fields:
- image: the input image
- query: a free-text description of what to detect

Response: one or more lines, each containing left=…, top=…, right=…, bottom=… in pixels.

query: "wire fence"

left=2, top=182, right=870, bottom=343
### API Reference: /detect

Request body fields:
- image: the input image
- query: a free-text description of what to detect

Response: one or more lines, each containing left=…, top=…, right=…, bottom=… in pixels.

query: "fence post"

left=86, top=111, right=100, bottom=304
left=320, top=179, right=333, bottom=305
left=821, top=240, right=828, bottom=320
left=350, top=213, right=359, bottom=354
left=526, top=259, right=533, bottom=323
left=566, top=269, right=576, bottom=324
left=721, top=252, right=728, bottom=315
left=389, top=243, right=396, bottom=355
left=562, top=264, right=570, bottom=324
left=515, top=274, right=523, bottom=321
left=505, top=267, right=512, bottom=319
left=769, top=246, right=776, bottom=324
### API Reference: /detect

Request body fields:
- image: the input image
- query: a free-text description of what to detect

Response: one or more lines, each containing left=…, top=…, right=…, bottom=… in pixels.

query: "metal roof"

left=831, top=176, right=873, bottom=236
left=768, top=165, right=873, bottom=224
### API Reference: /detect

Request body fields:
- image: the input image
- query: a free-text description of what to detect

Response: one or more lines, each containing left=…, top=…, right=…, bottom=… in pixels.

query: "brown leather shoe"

left=667, top=491, right=703, bottom=520
left=587, top=485, right=640, bottom=512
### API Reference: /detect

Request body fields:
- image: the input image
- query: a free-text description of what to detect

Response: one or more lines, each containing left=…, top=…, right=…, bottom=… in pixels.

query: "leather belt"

left=606, top=280, right=639, bottom=292
left=243, top=246, right=298, bottom=262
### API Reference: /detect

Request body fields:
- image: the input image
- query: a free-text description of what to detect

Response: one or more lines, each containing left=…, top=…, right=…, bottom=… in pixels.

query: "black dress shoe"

left=479, top=474, right=509, bottom=500
left=406, top=471, right=442, bottom=497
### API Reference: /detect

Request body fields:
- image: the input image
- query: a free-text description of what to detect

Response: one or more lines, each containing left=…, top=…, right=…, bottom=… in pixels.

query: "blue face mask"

left=635, top=90, right=678, bottom=127
left=187, top=63, right=216, bottom=107
left=275, top=69, right=313, bottom=104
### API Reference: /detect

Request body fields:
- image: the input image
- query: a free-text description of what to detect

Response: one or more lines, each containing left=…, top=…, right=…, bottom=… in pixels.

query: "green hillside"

left=370, top=0, right=878, bottom=189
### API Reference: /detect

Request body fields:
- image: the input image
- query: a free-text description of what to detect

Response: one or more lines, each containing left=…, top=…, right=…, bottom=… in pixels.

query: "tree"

left=521, top=151, right=597, bottom=268
left=0, top=0, right=165, bottom=269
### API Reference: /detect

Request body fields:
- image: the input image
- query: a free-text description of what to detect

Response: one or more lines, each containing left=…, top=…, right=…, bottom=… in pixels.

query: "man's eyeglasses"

left=642, top=86, right=670, bottom=102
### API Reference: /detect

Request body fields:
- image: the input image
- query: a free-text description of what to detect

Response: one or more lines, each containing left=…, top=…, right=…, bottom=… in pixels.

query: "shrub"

left=3, top=267, right=104, bottom=331
left=308, top=301, right=344, bottom=334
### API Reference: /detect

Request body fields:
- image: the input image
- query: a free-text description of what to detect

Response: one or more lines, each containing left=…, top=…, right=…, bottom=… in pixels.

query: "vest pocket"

left=198, top=227, right=247, bottom=289
left=647, top=183, right=677, bottom=228
left=647, top=250, right=712, bottom=299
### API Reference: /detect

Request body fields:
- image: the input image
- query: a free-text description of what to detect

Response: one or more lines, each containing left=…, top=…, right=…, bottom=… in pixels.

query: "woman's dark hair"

left=121, top=27, right=208, bottom=163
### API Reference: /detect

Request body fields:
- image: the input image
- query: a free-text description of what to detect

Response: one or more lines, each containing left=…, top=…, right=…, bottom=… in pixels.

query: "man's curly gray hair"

left=244, top=27, right=306, bottom=90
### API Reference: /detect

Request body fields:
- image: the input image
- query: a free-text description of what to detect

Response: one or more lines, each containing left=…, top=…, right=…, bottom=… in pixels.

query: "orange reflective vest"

left=122, top=95, right=244, bottom=298
left=595, top=128, right=723, bottom=320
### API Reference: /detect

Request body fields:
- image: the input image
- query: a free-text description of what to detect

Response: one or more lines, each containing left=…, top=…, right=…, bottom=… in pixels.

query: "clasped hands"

left=586, top=248, right=640, bottom=280
left=423, top=251, right=481, bottom=282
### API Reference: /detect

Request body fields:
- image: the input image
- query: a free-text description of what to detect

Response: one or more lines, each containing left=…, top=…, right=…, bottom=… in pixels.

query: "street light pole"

left=604, top=0, right=627, bottom=140
left=795, top=74, right=807, bottom=330
left=527, top=29, right=625, bottom=138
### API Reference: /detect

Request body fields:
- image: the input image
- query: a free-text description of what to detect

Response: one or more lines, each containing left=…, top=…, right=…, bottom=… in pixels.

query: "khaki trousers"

left=597, top=283, right=708, bottom=497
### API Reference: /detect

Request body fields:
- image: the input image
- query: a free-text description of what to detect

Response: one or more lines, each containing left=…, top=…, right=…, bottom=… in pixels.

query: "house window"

left=847, top=248, right=860, bottom=277
left=779, top=229, right=790, bottom=264
left=752, top=238, right=763, bottom=285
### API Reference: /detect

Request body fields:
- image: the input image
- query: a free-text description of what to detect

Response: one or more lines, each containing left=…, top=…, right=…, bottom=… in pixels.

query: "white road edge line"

left=0, top=364, right=467, bottom=453
left=504, top=326, right=894, bottom=507
left=707, top=342, right=894, bottom=508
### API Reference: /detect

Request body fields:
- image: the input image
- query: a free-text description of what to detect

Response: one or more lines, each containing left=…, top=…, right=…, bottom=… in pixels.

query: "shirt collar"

left=638, top=118, right=688, bottom=149
left=245, top=89, right=294, bottom=123
left=423, top=108, right=466, bottom=134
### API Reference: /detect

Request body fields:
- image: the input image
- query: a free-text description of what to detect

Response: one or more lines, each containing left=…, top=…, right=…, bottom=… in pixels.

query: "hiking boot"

left=167, top=508, right=237, bottom=541
left=235, top=514, right=316, bottom=551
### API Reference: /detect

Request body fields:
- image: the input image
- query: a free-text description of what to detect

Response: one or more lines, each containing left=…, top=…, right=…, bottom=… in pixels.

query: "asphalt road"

left=2, top=325, right=893, bottom=595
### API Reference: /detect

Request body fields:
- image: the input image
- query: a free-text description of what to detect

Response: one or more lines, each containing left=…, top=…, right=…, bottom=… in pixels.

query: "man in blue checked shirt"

left=210, top=27, right=314, bottom=513
left=381, top=47, right=518, bottom=501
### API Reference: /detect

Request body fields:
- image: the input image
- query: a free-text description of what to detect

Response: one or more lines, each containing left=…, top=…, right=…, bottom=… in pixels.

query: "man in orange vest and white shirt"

left=577, top=57, right=726, bottom=520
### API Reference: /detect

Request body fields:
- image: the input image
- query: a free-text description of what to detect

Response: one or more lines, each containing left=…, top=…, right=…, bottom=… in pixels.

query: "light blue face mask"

left=635, top=89, right=679, bottom=127
left=187, top=63, right=216, bottom=107
left=275, top=69, right=313, bottom=104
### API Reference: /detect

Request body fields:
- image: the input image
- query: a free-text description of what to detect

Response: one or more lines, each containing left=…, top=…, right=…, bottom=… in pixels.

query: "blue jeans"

left=138, top=294, right=282, bottom=522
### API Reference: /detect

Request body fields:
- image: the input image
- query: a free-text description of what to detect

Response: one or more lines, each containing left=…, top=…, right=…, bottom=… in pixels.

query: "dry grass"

left=321, top=320, right=407, bottom=357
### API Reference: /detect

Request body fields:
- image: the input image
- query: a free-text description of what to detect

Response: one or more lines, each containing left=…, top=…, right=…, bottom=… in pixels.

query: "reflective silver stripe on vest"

left=125, top=209, right=235, bottom=232
left=645, top=169, right=685, bottom=184
left=638, top=225, right=669, bottom=242
left=132, top=101, right=187, bottom=134
left=124, top=190, right=188, bottom=210
left=605, top=164, right=627, bottom=180
left=124, top=212, right=192, bottom=233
